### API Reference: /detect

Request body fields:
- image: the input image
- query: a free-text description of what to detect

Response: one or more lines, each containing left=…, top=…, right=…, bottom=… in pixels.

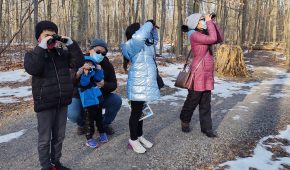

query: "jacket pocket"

left=35, top=87, right=43, bottom=101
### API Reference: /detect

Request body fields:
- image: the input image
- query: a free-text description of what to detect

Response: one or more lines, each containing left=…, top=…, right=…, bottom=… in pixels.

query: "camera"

left=47, top=34, right=68, bottom=45
left=89, top=65, right=96, bottom=72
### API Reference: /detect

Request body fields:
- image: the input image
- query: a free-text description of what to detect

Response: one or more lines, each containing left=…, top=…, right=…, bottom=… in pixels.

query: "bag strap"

left=192, top=47, right=209, bottom=73
left=182, top=49, right=192, bottom=71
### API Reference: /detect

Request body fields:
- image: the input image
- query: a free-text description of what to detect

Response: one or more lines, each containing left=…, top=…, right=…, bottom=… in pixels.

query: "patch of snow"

left=0, top=69, right=30, bottom=82
left=216, top=125, right=290, bottom=170
left=116, top=73, right=128, bottom=79
left=0, top=86, right=32, bottom=98
left=0, top=129, right=27, bottom=143
left=214, top=78, right=259, bottom=98
left=122, top=98, right=130, bottom=108
left=250, top=101, right=259, bottom=104
left=237, top=106, right=248, bottom=109
left=169, top=102, right=180, bottom=106
left=232, top=115, right=240, bottom=120
left=0, top=97, right=19, bottom=103
left=221, top=109, right=227, bottom=114
left=23, top=97, right=33, bottom=101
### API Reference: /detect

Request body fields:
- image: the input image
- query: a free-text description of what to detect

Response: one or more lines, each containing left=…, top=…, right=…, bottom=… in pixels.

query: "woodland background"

left=0, top=0, right=289, bottom=66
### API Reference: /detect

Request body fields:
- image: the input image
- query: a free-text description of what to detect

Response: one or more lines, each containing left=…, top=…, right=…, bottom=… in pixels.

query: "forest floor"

left=0, top=49, right=290, bottom=170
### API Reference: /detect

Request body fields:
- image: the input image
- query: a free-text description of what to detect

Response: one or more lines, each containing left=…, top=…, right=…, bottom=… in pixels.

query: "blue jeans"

left=67, top=93, right=122, bottom=127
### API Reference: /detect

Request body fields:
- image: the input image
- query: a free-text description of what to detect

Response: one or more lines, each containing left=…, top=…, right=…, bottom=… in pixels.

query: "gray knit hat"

left=90, top=38, right=108, bottom=52
left=185, top=13, right=202, bottom=30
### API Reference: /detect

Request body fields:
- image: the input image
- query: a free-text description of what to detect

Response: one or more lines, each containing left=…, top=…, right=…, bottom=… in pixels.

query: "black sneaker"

left=52, top=162, right=71, bottom=170
left=77, top=126, right=85, bottom=135
left=201, top=130, right=217, bottom=138
left=104, top=125, right=115, bottom=135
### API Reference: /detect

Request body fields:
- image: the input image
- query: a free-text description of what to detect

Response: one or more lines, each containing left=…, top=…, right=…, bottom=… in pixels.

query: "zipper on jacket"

left=51, top=54, right=62, bottom=108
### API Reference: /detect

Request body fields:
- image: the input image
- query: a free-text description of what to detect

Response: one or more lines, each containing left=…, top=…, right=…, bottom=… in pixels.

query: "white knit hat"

left=185, top=13, right=202, bottom=30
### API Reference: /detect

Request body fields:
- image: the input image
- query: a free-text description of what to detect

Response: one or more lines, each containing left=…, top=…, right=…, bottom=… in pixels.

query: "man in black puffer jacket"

left=24, top=21, right=83, bottom=170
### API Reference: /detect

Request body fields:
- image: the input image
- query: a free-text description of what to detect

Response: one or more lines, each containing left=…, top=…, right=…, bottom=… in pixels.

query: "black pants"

left=37, top=106, right=67, bottom=169
left=84, top=105, right=104, bottom=140
left=180, top=90, right=212, bottom=132
left=129, top=101, right=145, bottom=140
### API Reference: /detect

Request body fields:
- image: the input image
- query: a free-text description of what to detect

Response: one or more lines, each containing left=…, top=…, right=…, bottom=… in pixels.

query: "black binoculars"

left=47, top=34, right=68, bottom=45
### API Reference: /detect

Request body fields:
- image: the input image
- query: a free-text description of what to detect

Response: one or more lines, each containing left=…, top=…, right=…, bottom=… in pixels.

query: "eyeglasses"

left=96, top=51, right=107, bottom=56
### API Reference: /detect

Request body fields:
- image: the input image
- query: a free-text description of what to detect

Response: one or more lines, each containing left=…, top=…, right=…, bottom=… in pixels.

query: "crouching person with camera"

left=24, top=21, right=83, bottom=170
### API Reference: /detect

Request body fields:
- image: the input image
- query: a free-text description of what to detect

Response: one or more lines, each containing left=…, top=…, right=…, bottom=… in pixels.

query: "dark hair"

left=125, top=23, right=140, bottom=40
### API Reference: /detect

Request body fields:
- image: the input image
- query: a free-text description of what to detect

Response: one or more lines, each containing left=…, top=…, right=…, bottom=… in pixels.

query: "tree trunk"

left=286, top=0, right=290, bottom=66
left=153, top=0, right=157, bottom=21
left=216, top=45, right=249, bottom=77
left=33, top=0, right=38, bottom=26
left=47, top=0, right=52, bottom=20
left=193, top=0, right=200, bottom=13
left=271, top=0, right=278, bottom=46
left=0, top=0, right=3, bottom=25
left=141, top=0, right=145, bottom=24
left=175, top=0, right=183, bottom=58
left=106, top=4, right=110, bottom=46
left=159, top=0, right=166, bottom=56
left=134, top=0, right=140, bottom=23
left=95, top=0, right=100, bottom=38
left=252, top=0, right=260, bottom=44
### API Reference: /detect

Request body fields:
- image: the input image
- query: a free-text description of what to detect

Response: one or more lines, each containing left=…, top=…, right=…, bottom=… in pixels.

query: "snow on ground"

left=0, top=69, right=32, bottom=103
left=0, top=69, right=30, bottom=82
left=216, top=125, right=290, bottom=170
left=0, top=86, right=32, bottom=98
left=0, top=97, right=19, bottom=103
left=0, top=129, right=27, bottom=143
left=251, top=101, right=259, bottom=104
left=232, top=115, right=240, bottom=120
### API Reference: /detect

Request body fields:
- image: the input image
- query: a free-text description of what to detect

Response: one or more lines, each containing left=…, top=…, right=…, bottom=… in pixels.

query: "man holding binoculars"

left=24, top=20, right=83, bottom=170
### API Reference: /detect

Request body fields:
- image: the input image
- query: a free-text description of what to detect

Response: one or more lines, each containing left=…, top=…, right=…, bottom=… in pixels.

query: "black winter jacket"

left=24, top=42, right=84, bottom=112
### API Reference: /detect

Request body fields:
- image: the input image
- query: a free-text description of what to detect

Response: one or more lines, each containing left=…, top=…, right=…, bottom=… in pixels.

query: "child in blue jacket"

left=79, top=56, right=108, bottom=148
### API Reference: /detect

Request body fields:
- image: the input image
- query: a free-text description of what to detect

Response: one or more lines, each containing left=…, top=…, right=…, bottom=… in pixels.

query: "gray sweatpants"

left=36, top=106, right=67, bottom=169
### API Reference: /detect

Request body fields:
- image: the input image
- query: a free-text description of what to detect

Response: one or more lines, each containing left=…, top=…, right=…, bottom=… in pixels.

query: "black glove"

left=146, top=19, right=156, bottom=27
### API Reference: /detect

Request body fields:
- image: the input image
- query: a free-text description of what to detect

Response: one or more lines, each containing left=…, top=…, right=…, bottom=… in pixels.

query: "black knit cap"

left=35, top=20, right=58, bottom=40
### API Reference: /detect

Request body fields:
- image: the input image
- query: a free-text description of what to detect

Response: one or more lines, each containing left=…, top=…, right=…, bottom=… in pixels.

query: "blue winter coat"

left=121, top=22, right=160, bottom=102
left=79, top=63, right=104, bottom=108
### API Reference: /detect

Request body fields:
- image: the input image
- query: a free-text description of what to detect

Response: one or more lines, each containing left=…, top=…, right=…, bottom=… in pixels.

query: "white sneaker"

left=138, top=136, right=153, bottom=148
left=128, top=139, right=146, bottom=154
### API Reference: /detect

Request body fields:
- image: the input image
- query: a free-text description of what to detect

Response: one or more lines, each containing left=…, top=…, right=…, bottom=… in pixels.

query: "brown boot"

left=181, top=121, right=190, bottom=133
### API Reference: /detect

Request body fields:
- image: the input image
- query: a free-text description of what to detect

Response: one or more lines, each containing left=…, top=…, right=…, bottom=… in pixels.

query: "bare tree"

left=153, top=0, right=157, bottom=21
left=33, top=0, right=38, bottom=25
left=47, top=0, right=52, bottom=20
left=159, top=0, right=166, bottom=56
left=175, top=0, right=183, bottom=57
left=95, top=0, right=100, bottom=38
left=141, top=0, right=145, bottom=24
left=134, top=0, right=140, bottom=23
